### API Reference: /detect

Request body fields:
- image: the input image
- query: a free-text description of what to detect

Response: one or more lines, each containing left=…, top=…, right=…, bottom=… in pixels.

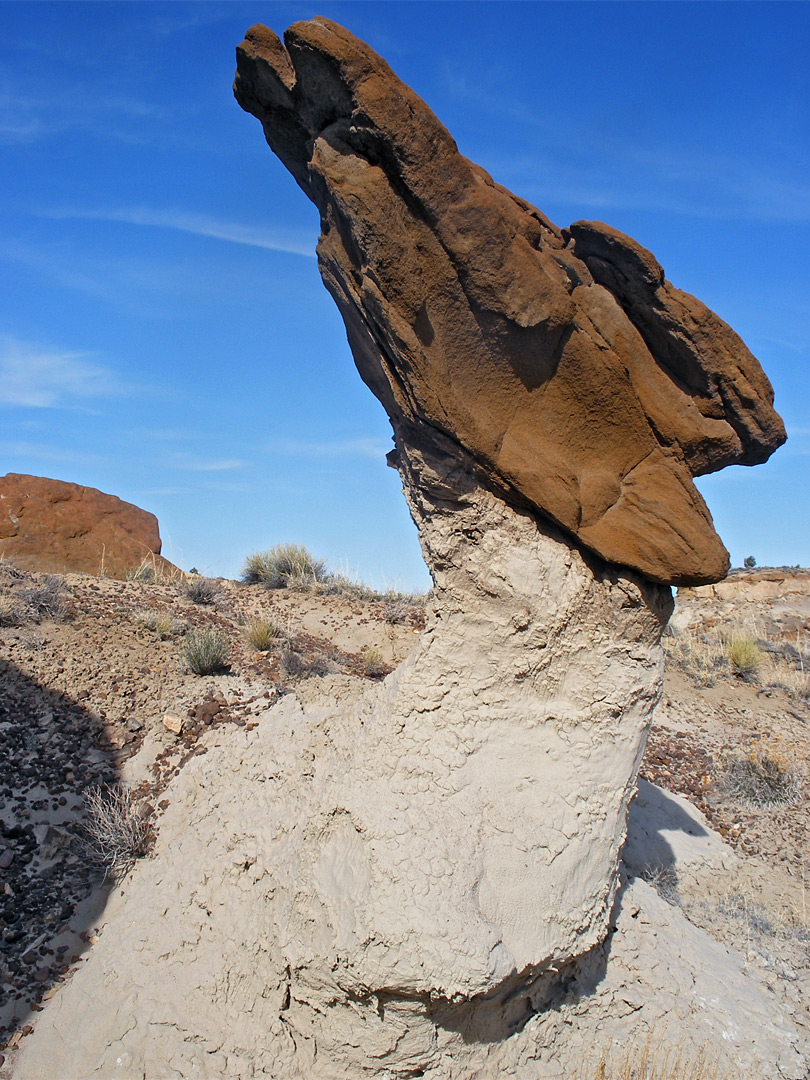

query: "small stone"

left=0, top=849, right=13, bottom=869
left=33, top=967, right=50, bottom=983
left=162, top=713, right=184, bottom=735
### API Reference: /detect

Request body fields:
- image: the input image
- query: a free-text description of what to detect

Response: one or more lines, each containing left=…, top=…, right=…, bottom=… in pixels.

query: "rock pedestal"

left=8, top=19, right=794, bottom=1080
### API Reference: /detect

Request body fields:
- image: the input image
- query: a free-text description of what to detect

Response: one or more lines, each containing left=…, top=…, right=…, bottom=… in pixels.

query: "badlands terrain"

left=0, top=558, right=808, bottom=1076
left=0, top=16, right=804, bottom=1077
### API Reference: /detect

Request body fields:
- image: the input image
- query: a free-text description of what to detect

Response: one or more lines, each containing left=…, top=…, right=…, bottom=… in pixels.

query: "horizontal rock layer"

left=234, top=18, right=785, bottom=586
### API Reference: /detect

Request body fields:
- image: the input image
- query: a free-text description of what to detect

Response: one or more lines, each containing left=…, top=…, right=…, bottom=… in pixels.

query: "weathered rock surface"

left=0, top=473, right=169, bottom=580
left=8, top=22, right=794, bottom=1080
left=234, top=18, right=785, bottom=587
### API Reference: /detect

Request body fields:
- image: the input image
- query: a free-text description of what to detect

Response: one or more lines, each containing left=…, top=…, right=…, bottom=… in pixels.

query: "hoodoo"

left=11, top=20, right=794, bottom=1080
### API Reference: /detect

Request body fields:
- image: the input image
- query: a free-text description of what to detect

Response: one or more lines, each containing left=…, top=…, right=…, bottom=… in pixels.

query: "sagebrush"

left=81, top=785, right=153, bottom=879
left=181, top=628, right=230, bottom=675
left=719, top=739, right=801, bottom=808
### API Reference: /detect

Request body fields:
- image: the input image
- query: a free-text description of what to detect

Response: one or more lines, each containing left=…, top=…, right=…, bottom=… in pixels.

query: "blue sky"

left=1, top=1, right=807, bottom=589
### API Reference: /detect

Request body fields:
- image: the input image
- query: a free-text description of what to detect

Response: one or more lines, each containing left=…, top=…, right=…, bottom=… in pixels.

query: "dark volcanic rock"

left=0, top=474, right=171, bottom=580
left=234, top=18, right=785, bottom=586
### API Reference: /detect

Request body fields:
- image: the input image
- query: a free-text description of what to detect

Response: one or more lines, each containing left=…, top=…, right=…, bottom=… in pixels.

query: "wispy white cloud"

left=43, top=206, right=316, bottom=257
left=172, top=456, right=246, bottom=473
left=270, top=437, right=390, bottom=460
left=0, top=439, right=104, bottom=467
left=0, top=74, right=168, bottom=146
left=0, top=336, right=123, bottom=408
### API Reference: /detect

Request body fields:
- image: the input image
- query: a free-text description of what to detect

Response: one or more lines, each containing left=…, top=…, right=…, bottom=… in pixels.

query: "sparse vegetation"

left=242, top=544, right=331, bottom=590
left=244, top=617, right=281, bottom=651
left=574, top=1041, right=742, bottom=1080
left=14, top=575, right=72, bottom=623
left=639, top=864, right=680, bottom=907
left=664, top=628, right=728, bottom=687
left=81, top=785, right=154, bottom=880
left=0, top=594, right=17, bottom=626
left=744, top=555, right=757, bottom=569
left=181, top=628, right=231, bottom=675
left=362, top=646, right=386, bottom=677
left=762, top=653, right=810, bottom=700
left=719, top=739, right=801, bottom=808
left=725, top=633, right=762, bottom=676
left=134, top=608, right=185, bottom=639
left=125, top=555, right=181, bottom=584
left=183, top=575, right=221, bottom=605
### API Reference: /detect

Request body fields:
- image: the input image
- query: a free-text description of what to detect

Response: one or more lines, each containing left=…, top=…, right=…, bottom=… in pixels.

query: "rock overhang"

left=233, top=17, right=785, bottom=588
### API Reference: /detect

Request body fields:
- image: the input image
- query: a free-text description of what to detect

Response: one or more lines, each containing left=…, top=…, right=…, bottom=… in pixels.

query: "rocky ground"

left=0, top=561, right=808, bottom=1073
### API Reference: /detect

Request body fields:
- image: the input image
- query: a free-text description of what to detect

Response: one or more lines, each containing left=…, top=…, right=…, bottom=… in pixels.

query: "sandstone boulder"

left=234, top=18, right=785, bottom=587
left=0, top=473, right=170, bottom=580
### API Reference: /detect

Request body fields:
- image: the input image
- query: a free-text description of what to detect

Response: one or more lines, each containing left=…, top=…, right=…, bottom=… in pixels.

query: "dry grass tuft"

left=0, top=594, right=17, bottom=626
left=725, top=633, right=762, bottom=676
left=664, top=629, right=728, bottom=687
left=183, top=576, right=221, bottom=606
left=244, top=617, right=282, bottom=651
left=761, top=652, right=810, bottom=700
left=242, top=544, right=330, bottom=590
left=180, top=628, right=230, bottom=675
left=362, top=646, right=387, bottom=677
left=125, top=555, right=183, bottom=584
left=134, top=608, right=185, bottom=639
left=719, top=738, right=801, bottom=808
left=574, top=1039, right=746, bottom=1080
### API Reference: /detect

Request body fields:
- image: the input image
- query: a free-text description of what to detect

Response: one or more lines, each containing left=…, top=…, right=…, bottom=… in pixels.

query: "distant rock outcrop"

left=0, top=473, right=168, bottom=580
left=234, top=18, right=784, bottom=588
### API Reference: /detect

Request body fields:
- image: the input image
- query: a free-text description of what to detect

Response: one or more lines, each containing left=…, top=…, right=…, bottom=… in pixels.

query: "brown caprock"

left=234, top=18, right=785, bottom=586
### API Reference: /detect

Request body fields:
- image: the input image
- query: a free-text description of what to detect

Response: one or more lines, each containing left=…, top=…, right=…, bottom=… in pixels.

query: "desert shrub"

left=0, top=594, right=18, bottom=626
left=639, top=864, right=680, bottom=907
left=183, top=576, right=220, bottom=605
left=16, top=575, right=72, bottom=622
left=725, top=633, right=762, bottom=676
left=743, top=555, right=757, bottom=569
left=664, top=629, right=728, bottom=687
left=81, top=785, right=153, bottom=879
left=242, top=543, right=330, bottom=590
left=134, top=608, right=185, bottom=639
left=362, top=646, right=386, bottom=677
left=244, top=617, right=281, bottom=651
left=719, top=740, right=801, bottom=808
left=181, top=629, right=230, bottom=675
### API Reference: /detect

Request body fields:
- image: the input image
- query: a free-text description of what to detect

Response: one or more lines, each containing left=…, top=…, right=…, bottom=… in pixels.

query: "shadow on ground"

left=0, top=656, right=121, bottom=1052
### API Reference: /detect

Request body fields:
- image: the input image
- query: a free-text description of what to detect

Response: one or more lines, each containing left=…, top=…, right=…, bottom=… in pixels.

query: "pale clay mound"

left=1, top=565, right=808, bottom=1077
left=10, top=695, right=805, bottom=1080
left=6, top=567, right=810, bottom=1079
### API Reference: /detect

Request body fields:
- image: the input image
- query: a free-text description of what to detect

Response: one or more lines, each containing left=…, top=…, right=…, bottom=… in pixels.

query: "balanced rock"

left=234, top=18, right=785, bottom=587
left=0, top=473, right=169, bottom=580
left=11, top=23, right=792, bottom=1080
